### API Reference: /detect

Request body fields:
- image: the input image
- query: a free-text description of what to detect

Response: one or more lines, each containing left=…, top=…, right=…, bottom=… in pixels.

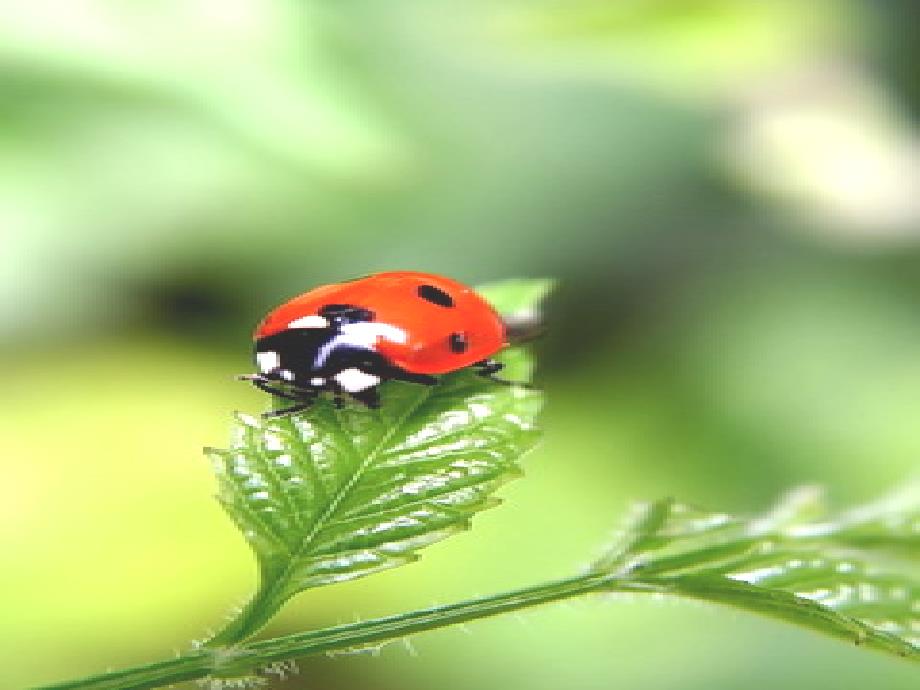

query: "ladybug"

left=242, top=271, right=512, bottom=416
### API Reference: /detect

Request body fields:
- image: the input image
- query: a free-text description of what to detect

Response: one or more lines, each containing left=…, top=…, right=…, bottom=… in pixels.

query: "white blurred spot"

left=288, top=315, right=329, bottom=329
left=257, top=350, right=279, bottom=373
left=335, top=368, right=380, bottom=392
left=469, top=403, right=491, bottom=419
left=722, top=64, right=920, bottom=244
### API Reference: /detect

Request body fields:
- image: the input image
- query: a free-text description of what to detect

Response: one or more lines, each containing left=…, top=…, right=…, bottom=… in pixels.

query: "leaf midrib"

left=278, top=385, right=438, bottom=576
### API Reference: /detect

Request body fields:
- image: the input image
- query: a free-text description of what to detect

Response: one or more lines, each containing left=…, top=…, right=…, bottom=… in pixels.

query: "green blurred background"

left=2, top=1, right=919, bottom=688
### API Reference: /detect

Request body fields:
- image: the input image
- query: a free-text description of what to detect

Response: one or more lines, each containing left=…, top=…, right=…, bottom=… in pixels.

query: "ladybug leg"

left=475, top=358, right=505, bottom=380
left=263, top=402, right=313, bottom=418
left=239, top=374, right=308, bottom=402
left=475, top=359, right=532, bottom=388
left=350, top=387, right=381, bottom=409
left=256, top=382, right=306, bottom=402
left=391, top=370, right=438, bottom=386
left=261, top=387, right=319, bottom=418
left=239, top=374, right=322, bottom=417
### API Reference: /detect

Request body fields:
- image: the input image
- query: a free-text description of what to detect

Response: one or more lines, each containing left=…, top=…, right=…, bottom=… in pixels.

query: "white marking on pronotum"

left=257, top=350, right=280, bottom=373
left=310, top=377, right=326, bottom=386
left=279, top=369, right=295, bottom=382
left=334, top=368, right=381, bottom=392
left=315, top=322, right=407, bottom=367
left=288, top=314, right=329, bottom=329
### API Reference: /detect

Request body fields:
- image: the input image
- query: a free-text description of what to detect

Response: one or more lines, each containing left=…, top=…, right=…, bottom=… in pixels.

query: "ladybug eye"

left=417, top=284, right=454, bottom=308
left=449, top=332, right=469, bottom=354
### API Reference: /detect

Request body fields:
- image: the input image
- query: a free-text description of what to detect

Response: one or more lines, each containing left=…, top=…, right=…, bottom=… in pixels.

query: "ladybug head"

left=253, top=307, right=407, bottom=401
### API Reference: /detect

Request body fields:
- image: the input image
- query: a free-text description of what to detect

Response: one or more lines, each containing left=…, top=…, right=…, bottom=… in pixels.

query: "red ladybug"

left=243, top=271, right=510, bottom=416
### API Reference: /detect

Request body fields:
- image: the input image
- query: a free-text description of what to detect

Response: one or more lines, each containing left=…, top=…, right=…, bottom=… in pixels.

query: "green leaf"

left=594, top=485, right=920, bottom=659
left=476, top=278, right=556, bottom=319
left=205, top=279, right=550, bottom=645
left=210, top=372, right=541, bottom=592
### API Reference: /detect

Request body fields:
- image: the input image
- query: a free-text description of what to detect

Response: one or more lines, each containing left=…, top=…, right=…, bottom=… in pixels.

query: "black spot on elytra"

left=449, top=332, right=469, bottom=354
left=417, top=284, right=454, bottom=307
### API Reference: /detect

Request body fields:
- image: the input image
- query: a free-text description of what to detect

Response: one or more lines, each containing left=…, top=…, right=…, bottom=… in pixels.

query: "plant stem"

left=32, top=653, right=213, bottom=690
left=204, top=578, right=285, bottom=648
left=35, top=571, right=648, bottom=690
left=247, top=571, right=645, bottom=662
